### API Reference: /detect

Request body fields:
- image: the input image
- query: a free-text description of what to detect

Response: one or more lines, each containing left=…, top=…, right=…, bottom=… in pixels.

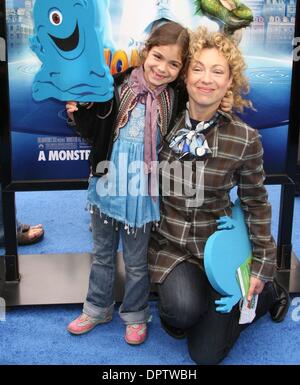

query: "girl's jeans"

left=83, top=207, right=151, bottom=325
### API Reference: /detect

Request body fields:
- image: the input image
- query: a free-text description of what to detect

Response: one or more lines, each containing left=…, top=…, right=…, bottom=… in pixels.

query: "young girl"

left=66, top=22, right=190, bottom=345
left=66, top=22, right=232, bottom=345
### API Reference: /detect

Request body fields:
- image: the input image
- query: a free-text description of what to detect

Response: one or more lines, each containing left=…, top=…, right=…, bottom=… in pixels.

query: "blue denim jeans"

left=83, top=206, right=151, bottom=325
left=157, top=260, right=275, bottom=365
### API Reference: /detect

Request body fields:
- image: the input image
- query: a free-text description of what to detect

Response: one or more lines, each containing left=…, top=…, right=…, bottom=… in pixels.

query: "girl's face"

left=143, top=44, right=183, bottom=89
left=185, top=48, right=232, bottom=112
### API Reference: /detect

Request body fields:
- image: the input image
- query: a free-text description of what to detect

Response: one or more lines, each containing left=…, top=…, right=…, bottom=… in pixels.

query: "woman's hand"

left=247, top=276, right=265, bottom=302
left=220, top=90, right=233, bottom=112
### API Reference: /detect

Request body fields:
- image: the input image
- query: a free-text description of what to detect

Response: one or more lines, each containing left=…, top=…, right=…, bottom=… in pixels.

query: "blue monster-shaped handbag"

left=29, top=0, right=114, bottom=102
left=204, top=199, right=253, bottom=313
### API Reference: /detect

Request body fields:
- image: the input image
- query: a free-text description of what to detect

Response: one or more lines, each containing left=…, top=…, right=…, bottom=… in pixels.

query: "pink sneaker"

left=67, top=313, right=112, bottom=335
left=125, top=323, right=147, bottom=345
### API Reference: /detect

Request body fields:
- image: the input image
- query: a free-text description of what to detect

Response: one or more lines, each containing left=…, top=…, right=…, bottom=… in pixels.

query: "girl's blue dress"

left=87, top=103, right=160, bottom=229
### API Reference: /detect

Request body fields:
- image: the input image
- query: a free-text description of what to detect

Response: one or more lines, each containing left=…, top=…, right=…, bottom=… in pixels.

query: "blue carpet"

left=7, top=186, right=300, bottom=259
left=0, top=186, right=300, bottom=364
left=0, top=301, right=299, bottom=365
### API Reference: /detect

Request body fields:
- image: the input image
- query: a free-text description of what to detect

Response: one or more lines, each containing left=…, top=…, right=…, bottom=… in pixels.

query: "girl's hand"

left=220, top=90, right=233, bottom=112
left=66, top=101, right=94, bottom=121
left=247, top=276, right=265, bottom=302
left=66, top=101, right=78, bottom=119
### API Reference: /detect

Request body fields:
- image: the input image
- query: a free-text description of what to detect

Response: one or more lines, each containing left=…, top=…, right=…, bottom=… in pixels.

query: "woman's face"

left=143, top=44, right=183, bottom=90
left=185, top=48, right=232, bottom=113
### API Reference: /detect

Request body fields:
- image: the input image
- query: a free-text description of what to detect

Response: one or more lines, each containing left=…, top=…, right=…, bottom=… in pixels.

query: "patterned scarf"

left=128, top=66, right=167, bottom=174
left=169, top=107, right=218, bottom=159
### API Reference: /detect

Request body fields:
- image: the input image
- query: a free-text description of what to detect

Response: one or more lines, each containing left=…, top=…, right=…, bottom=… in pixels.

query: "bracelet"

left=96, top=100, right=113, bottom=119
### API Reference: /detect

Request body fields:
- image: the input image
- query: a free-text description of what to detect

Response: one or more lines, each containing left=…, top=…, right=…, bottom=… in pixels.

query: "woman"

left=148, top=27, right=290, bottom=364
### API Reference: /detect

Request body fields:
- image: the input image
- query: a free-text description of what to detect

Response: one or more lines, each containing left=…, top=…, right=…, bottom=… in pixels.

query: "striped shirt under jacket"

left=148, top=110, right=277, bottom=284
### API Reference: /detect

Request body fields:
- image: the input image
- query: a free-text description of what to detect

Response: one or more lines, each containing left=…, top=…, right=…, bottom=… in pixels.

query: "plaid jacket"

left=148, top=110, right=277, bottom=284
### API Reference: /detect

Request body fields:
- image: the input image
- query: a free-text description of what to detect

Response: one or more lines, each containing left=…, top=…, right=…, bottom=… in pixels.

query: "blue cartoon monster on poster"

left=29, top=0, right=114, bottom=102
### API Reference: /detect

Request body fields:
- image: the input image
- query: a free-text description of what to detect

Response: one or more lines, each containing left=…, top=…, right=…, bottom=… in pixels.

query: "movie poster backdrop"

left=5, top=0, right=296, bottom=181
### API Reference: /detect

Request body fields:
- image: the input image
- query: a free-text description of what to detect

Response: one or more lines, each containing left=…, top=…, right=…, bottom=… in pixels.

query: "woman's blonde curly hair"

left=188, top=27, right=252, bottom=112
